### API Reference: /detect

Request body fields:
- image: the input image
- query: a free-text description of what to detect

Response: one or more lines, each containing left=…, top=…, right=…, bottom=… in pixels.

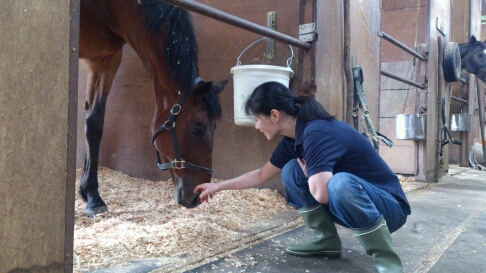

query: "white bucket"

left=230, top=38, right=295, bottom=126
left=230, top=65, right=294, bottom=126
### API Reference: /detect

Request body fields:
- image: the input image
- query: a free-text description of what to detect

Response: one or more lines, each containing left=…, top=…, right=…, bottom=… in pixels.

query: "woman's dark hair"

left=244, top=81, right=334, bottom=122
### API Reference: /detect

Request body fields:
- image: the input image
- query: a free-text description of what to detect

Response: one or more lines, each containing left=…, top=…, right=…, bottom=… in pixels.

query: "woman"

left=194, top=82, right=411, bottom=273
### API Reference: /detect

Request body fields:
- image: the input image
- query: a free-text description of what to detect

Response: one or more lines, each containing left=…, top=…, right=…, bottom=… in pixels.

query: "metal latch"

left=299, top=23, right=316, bottom=42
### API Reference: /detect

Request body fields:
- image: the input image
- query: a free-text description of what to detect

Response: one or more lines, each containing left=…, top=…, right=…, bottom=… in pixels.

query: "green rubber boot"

left=354, top=216, right=403, bottom=273
left=285, top=204, right=342, bottom=258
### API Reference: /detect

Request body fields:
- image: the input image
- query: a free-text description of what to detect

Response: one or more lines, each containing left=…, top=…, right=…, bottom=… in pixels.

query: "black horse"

left=459, top=35, right=486, bottom=82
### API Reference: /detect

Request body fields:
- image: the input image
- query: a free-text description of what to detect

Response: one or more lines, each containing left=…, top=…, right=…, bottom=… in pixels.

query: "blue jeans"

left=281, top=159, right=407, bottom=233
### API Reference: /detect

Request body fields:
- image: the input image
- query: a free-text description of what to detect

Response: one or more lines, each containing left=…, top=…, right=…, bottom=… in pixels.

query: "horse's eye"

left=192, top=125, right=204, bottom=136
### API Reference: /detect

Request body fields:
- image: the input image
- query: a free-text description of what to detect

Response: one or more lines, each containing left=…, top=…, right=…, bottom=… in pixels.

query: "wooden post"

left=424, top=0, right=452, bottom=182
left=313, top=0, right=346, bottom=119
left=468, top=0, right=483, bottom=163
left=0, top=1, right=78, bottom=272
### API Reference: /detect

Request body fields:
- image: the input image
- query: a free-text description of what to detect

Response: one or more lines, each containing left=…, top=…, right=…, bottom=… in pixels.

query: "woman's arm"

left=308, top=171, right=333, bottom=204
left=194, top=161, right=281, bottom=203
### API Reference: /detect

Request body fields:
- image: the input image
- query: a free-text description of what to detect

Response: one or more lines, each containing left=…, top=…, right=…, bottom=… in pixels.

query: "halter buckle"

left=171, top=104, right=182, bottom=115
left=163, top=121, right=175, bottom=129
left=173, top=159, right=186, bottom=169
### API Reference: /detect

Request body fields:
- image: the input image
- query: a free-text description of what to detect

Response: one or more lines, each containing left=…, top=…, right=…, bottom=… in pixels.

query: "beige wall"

left=0, top=0, right=78, bottom=272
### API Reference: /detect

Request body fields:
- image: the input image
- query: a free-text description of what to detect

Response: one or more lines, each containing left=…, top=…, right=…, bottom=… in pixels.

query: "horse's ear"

left=193, top=81, right=212, bottom=95
left=211, top=80, right=228, bottom=95
left=471, top=35, right=477, bottom=44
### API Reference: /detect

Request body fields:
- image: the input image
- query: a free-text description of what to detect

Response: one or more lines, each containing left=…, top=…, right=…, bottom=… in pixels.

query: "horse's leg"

left=80, top=50, right=123, bottom=217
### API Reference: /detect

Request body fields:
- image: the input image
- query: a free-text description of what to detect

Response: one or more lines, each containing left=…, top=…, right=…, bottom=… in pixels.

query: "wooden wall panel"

left=76, top=1, right=302, bottom=193
left=314, top=0, right=345, bottom=119
left=77, top=1, right=451, bottom=186
left=349, top=0, right=382, bottom=133
left=380, top=61, right=419, bottom=175
left=0, top=1, right=78, bottom=272
left=381, top=1, right=427, bottom=62
left=76, top=0, right=384, bottom=189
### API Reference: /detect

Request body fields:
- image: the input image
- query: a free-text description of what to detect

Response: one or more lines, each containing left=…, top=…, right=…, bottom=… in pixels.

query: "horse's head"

left=153, top=80, right=227, bottom=208
left=459, top=35, right=486, bottom=82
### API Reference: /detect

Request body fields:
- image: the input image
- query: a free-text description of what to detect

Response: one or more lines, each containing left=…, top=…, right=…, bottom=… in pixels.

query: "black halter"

left=151, top=79, right=213, bottom=175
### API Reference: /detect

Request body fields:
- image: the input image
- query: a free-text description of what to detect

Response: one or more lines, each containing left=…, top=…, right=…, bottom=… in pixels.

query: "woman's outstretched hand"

left=194, top=183, right=220, bottom=203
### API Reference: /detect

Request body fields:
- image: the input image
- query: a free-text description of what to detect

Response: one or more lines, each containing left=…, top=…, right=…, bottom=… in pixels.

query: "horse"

left=79, top=0, right=227, bottom=217
left=458, top=35, right=486, bottom=83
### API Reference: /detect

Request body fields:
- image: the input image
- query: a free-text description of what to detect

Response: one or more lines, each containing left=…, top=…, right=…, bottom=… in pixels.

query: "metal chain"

left=414, top=0, right=421, bottom=49
left=402, top=0, right=422, bottom=114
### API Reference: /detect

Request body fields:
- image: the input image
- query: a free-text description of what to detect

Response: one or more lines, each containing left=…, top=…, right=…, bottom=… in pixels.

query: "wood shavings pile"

left=73, top=167, right=292, bottom=272
left=397, top=174, right=417, bottom=183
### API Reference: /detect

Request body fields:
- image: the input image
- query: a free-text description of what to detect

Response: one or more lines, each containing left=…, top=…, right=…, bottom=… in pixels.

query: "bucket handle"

left=236, top=37, right=294, bottom=67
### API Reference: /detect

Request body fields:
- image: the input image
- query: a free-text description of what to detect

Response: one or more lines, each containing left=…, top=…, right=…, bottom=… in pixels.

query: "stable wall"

left=76, top=0, right=382, bottom=193
left=76, top=1, right=303, bottom=192
left=0, top=1, right=78, bottom=272
left=379, top=0, right=481, bottom=181
left=380, top=0, right=428, bottom=176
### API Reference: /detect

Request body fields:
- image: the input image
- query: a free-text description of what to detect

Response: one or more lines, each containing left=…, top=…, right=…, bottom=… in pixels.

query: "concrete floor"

left=183, top=166, right=486, bottom=273
left=90, top=166, right=486, bottom=273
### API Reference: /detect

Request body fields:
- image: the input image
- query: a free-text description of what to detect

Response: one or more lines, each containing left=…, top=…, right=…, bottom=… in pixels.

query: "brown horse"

left=79, top=0, right=227, bottom=217
left=459, top=35, right=486, bottom=83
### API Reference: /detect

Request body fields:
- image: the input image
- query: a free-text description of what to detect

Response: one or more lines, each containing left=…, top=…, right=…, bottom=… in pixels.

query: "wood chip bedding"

left=73, top=168, right=416, bottom=272
left=73, top=167, right=292, bottom=272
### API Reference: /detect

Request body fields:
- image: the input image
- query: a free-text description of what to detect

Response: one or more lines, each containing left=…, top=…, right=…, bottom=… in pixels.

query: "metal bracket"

left=436, top=17, right=447, bottom=36
left=299, top=23, right=316, bottom=42
left=266, top=11, right=276, bottom=59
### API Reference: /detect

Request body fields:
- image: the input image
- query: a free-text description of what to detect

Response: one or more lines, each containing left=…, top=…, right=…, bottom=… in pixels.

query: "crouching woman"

left=194, top=81, right=411, bottom=273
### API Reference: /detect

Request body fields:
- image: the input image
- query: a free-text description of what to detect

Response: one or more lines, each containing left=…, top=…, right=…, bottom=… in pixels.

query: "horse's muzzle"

left=175, top=183, right=201, bottom=208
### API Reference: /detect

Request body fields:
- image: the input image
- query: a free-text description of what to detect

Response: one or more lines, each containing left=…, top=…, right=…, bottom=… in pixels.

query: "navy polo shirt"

left=270, top=118, right=411, bottom=215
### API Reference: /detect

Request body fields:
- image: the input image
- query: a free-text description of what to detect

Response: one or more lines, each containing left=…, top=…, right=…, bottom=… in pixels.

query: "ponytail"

left=244, top=82, right=334, bottom=122
left=294, top=95, right=334, bottom=121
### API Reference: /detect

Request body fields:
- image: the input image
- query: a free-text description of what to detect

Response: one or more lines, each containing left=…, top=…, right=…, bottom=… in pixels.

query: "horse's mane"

left=139, top=0, right=198, bottom=96
left=458, top=43, right=470, bottom=57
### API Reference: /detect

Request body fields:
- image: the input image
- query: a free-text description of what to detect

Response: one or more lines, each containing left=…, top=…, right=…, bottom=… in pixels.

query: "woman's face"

left=253, top=113, right=279, bottom=140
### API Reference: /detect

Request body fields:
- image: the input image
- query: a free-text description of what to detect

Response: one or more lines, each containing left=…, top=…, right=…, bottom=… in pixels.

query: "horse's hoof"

left=85, top=205, right=108, bottom=218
